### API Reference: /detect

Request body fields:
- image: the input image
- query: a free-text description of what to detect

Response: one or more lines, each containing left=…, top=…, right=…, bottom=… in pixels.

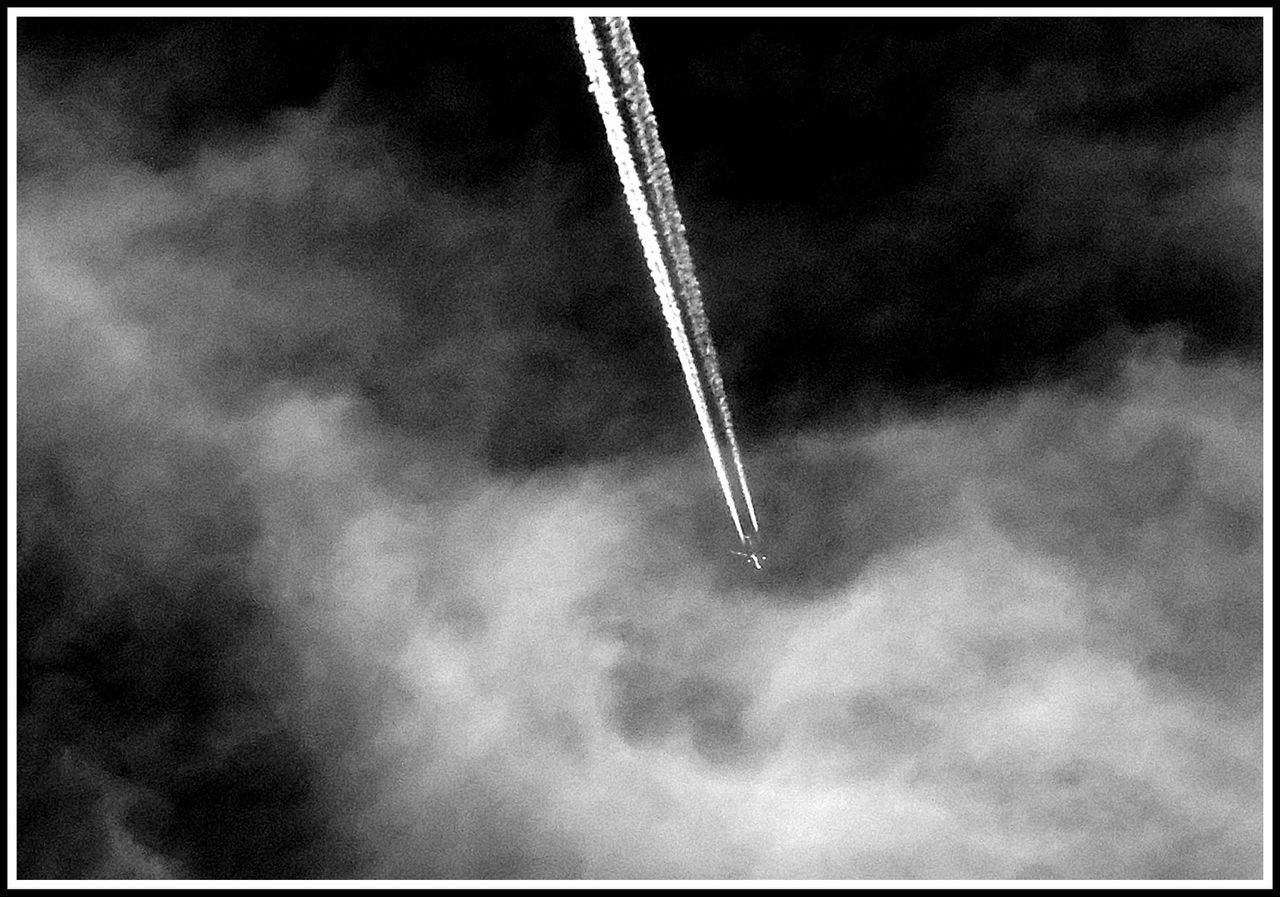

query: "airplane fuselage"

left=732, top=535, right=767, bottom=570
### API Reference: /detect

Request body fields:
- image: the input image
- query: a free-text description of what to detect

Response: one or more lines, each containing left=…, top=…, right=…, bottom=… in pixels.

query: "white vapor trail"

left=574, top=16, right=748, bottom=544
left=602, top=16, right=761, bottom=536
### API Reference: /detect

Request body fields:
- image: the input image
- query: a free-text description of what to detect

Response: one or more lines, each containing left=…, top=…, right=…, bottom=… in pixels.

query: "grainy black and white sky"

left=14, top=12, right=1267, bottom=880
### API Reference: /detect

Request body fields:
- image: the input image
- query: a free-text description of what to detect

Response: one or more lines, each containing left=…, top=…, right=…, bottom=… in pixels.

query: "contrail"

left=573, top=16, right=747, bottom=543
left=602, top=17, right=761, bottom=535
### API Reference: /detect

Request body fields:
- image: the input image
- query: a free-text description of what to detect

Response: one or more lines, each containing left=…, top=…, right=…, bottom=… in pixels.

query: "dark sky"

left=15, top=14, right=1265, bottom=880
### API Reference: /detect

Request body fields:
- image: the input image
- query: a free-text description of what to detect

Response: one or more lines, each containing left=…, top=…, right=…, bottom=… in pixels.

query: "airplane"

left=731, top=533, right=767, bottom=571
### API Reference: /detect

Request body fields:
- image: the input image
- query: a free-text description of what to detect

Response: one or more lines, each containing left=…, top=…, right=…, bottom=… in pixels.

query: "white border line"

left=1259, top=4, right=1274, bottom=892
left=4, top=6, right=1277, bottom=18
left=7, top=6, right=1273, bottom=890
left=7, top=3, right=21, bottom=890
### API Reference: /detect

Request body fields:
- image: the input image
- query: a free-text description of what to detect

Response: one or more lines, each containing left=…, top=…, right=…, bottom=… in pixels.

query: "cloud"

left=16, top=20, right=1263, bottom=880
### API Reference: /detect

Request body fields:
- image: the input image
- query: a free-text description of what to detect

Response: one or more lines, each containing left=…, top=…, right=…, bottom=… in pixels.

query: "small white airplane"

left=731, top=534, right=767, bottom=571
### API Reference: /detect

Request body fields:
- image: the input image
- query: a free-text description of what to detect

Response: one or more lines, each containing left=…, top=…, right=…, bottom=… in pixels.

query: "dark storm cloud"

left=16, top=15, right=1263, bottom=880
left=670, top=19, right=1262, bottom=427
left=17, top=17, right=1263, bottom=440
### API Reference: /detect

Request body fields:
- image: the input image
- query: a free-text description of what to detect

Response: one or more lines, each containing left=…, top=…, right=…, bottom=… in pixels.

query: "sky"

left=13, top=12, right=1268, bottom=881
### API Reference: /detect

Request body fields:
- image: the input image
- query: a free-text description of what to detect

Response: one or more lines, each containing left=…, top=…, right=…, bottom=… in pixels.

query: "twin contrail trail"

left=600, top=17, right=761, bottom=536
left=573, top=16, right=749, bottom=544
left=574, top=15, right=759, bottom=545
